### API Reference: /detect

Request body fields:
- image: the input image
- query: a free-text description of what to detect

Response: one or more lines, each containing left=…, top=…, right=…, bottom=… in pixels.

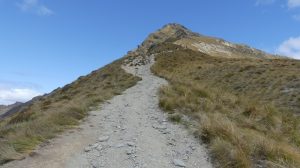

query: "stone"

left=96, top=145, right=103, bottom=151
left=91, top=143, right=99, bottom=149
left=115, top=143, right=125, bottom=148
left=161, top=130, right=170, bottom=134
left=84, top=147, right=92, bottom=152
left=98, top=136, right=110, bottom=142
left=126, top=149, right=134, bottom=155
left=152, top=124, right=167, bottom=130
left=127, top=142, right=135, bottom=147
left=173, top=159, right=186, bottom=167
left=28, top=152, right=39, bottom=157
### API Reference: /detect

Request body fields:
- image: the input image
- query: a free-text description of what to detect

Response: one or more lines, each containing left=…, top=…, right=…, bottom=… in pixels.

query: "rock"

left=173, top=159, right=186, bottom=167
left=90, top=160, right=99, bottom=168
left=91, top=143, right=99, bottom=149
left=126, top=149, right=134, bottom=155
left=127, top=142, right=135, bottom=147
left=84, top=147, right=92, bottom=152
left=98, top=136, right=110, bottom=142
left=161, top=130, right=170, bottom=134
left=28, top=151, right=39, bottom=157
left=115, top=143, right=125, bottom=148
left=168, top=142, right=175, bottom=146
left=96, top=145, right=103, bottom=151
left=152, top=124, right=167, bottom=130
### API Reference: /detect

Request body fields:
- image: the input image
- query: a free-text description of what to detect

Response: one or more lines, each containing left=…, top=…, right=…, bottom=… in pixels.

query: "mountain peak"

left=137, top=23, right=196, bottom=53
left=160, top=23, right=190, bottom=32
left=134, top=23, right=280, bottom=59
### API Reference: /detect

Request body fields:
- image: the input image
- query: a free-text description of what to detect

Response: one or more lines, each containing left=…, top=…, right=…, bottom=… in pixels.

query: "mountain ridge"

left=135, top=23, right=284, bottom=59
left=0, top=102, right=23, bottom=117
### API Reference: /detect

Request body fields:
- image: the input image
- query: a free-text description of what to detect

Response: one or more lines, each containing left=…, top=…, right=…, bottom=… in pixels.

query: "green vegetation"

left=150, top=43, right=300, bottom=168
left=0, top=58, right=140, bottom=164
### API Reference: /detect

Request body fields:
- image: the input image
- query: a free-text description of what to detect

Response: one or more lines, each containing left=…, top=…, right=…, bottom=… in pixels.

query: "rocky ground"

left=2, top=55, right=212, bottom=168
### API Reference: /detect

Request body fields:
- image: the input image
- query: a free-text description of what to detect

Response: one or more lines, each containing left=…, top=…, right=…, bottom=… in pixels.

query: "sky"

left=0, top=0, right=300, bottom=105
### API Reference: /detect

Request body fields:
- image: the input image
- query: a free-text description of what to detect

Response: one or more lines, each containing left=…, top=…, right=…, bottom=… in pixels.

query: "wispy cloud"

left=255, top=0, right=276, bottom=6
left=288, top=0, right=300, bottom=8
left=255, top=0, right=300, bottom=21
left=17, top=0, right=54, bottom=16
left=256, top=0, right=300, bottom=8
left=293, top=14, right=300, bottom=20
left=276, top=36, right=300, bottom=59
left=0, top=88, right=41, bottom=105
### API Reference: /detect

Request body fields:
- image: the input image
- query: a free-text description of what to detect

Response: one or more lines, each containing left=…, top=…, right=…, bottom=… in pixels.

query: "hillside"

left=150, top=43, right=300, bottom=168
left=137, top=24, right=300, bottom=167
left=0, top=103, right=23, bottom=119
left=1, top=23, right=300, bottom=168
left=146, top=25, right=300, bottom=167
left=0, top=58, right=140, bottom=164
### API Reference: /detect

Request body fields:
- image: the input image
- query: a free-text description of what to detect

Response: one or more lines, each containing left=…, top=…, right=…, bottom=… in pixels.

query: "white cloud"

left=0, top=81, right=42, bottom=105
left=17, top=0, right=54, bottom=16
left=0, top=88, right=41, bottom=105
left=276, top=36, right=300, bottom=59
left=288, top=0, right=300, bottom=8
left=256, top=0, right=276, bottom=6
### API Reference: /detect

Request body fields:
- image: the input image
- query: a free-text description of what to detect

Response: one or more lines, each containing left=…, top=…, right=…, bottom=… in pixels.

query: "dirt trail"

left=2, top=55, right=212, bottom=168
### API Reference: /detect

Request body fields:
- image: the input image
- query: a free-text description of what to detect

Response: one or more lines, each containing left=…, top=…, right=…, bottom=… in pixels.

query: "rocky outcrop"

left=132, top=23, right=283, bottom=59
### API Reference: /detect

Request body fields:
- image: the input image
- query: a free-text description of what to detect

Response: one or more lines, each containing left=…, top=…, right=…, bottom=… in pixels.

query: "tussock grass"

left=150, top=43, right=300, bottom=167
left=0, top=58, right=140, bottom=164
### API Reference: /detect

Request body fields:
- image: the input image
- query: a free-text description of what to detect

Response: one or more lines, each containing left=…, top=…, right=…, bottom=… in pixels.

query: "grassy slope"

left=0, top=58, right=140, bottom=164
left=150, top=43, right=300, bottom=168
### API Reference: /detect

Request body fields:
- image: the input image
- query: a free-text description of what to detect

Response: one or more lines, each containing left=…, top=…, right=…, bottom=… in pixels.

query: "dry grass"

left=0, top=58, right=140, bottom=164
left=150, top=43, right=300, bottom=168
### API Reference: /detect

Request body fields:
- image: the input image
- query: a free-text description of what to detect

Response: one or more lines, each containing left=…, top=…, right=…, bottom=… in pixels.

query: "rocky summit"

left=135, top=23, right=280, bottom=59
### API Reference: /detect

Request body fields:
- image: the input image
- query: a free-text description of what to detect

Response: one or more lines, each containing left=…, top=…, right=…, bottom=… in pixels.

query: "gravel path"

left=2, top=55, right=212, bottom=168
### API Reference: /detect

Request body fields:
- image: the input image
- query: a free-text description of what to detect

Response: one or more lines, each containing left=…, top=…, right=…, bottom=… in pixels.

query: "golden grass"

left=150, top=43, right=300, bottom=168
left=0, top=58, right=140, bottom=164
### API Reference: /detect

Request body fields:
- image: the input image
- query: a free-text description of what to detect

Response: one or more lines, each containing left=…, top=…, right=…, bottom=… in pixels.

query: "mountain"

left=0, top=105, right=7, bottom=115
left=0, top=102, right=23, bottom=117
left=138, top=23, right=281, bottom=59
left=1, top=23, right=300, bottom=168
left=122, top=23, right=300, bottom=167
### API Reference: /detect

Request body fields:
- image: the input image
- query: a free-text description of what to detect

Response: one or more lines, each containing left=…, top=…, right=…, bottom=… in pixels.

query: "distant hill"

left=0, top=102, right=23, bottom=117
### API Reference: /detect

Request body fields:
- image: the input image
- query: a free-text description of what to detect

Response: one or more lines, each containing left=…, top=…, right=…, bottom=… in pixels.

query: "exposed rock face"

left=140, top=23, right=198, bottom=50
left=135, top=23, right=282, bottom=59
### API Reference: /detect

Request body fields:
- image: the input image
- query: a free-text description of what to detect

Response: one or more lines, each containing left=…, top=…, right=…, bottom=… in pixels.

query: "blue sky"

left=0, top=0, right=300, bottom=105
